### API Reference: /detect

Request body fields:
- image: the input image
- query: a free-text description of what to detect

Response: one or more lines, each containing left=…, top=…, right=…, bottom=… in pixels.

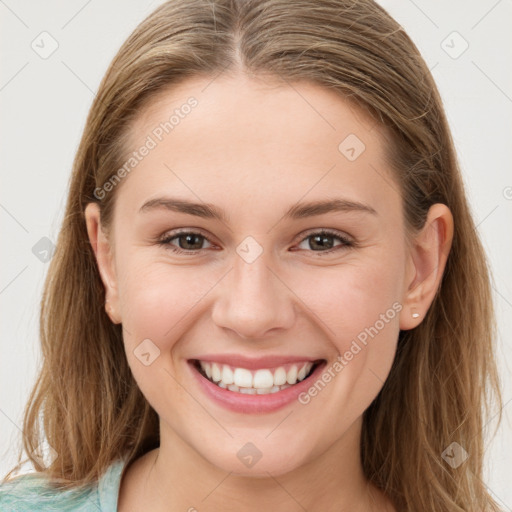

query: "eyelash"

left=156, top=228, right=355, bottom=256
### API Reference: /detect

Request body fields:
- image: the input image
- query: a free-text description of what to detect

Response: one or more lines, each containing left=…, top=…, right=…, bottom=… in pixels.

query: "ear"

left=399, top=203, right=454, bottom=330
left=84, top=203, right=121, bottom=324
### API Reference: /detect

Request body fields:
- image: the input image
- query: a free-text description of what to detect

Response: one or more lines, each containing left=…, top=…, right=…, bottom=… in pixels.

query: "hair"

left=2, top=0, right=504, bottom=510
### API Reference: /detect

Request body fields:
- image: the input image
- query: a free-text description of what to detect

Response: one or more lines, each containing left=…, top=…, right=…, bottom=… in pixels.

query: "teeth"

left=253, top=369, right=274, bottom=388
left=273, top=367, right=287, bottom=386
left=286, top=365, right=297, bottom=384
left=198, top=360, right=316, bottom=394
left=211, top=363, right=222, bottom=382
left=233, top=368, right=253, bottom=388
left=221, top=365, right=234, bottom=385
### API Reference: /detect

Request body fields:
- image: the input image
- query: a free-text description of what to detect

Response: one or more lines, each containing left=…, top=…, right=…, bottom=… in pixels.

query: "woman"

left=0, top=0, right=504, bottom=510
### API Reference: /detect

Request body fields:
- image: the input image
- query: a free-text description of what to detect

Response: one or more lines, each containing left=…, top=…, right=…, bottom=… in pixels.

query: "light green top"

left=0, top=457, right=128, bottom=511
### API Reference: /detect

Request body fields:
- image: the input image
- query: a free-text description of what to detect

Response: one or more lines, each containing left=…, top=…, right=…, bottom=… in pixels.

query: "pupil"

left=311, top=234, right=333, bottom=250
left=181, top=234, right=203, bottom=250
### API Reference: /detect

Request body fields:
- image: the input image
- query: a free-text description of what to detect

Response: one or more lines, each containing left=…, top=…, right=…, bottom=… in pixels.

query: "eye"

left=157, top=230, right=214, bottom=254
left=157, top=228, right=354, bottom=255
left=294, top=229, right=354, bottom=255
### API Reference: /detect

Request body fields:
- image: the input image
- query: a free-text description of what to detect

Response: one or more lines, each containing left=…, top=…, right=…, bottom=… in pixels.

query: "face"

left=87, top=73, right=418, bottom=477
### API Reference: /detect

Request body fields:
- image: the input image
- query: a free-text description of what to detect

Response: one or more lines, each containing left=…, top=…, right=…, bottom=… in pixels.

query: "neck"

left=119, top=417, right=391, bottom=512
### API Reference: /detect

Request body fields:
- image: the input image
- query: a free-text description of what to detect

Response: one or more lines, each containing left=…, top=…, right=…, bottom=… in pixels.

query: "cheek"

left=116, top=252, right=222, bottom=351
left=291, top=257, right=403, bottom=419
left=117, top=243, right=404, bottom=352
left=288, top=253, right=404, bottom=349
left=114, top=255, right=215, bottom=409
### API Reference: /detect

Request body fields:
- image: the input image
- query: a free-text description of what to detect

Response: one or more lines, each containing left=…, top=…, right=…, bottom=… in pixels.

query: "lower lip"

left=188, top=360, right=326, bottom=414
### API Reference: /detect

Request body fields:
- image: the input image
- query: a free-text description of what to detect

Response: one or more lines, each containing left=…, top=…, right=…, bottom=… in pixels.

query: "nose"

left=211, top=251, right=296, bottom=340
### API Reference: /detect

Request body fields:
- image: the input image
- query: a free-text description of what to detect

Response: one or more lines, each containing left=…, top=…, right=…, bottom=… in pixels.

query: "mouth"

left=191, top=358, right=324, bottom=395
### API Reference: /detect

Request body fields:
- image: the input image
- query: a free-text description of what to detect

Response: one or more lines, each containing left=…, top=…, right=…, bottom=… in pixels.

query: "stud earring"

left=411, top=310, right=420, bottom=319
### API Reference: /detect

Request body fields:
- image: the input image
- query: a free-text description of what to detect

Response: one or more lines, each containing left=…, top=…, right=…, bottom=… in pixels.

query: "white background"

left=1, top=0, right=510, bottom=508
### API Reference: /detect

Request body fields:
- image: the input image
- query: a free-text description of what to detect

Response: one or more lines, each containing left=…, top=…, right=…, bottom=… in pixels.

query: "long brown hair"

left=2, top=1, right=503, bottom=510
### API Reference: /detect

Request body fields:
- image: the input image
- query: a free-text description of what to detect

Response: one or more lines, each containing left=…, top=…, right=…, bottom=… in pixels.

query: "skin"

left=85, top=72, right=453, bottom=511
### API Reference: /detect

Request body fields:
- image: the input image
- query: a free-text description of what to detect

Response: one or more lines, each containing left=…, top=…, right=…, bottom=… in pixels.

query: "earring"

left=411, top=310, right=420, bottom=319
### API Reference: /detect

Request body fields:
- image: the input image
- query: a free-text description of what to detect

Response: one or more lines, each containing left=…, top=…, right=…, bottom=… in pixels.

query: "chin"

left=199, top=440, right=312, bottom=478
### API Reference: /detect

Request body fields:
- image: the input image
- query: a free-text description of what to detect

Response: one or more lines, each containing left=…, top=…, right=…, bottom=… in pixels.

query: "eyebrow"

left=138, top=196, right=378, bottom=222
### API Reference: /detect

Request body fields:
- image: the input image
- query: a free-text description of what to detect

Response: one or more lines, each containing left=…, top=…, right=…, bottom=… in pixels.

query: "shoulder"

left=0, top=473, right=98, bottom=511
left=0, top=474, right=97, bottom=511
left=0, top=458, right=127, bottom=512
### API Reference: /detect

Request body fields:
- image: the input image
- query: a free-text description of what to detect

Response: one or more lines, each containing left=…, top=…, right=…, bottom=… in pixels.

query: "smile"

left=193, top=360, right=321, bottom=395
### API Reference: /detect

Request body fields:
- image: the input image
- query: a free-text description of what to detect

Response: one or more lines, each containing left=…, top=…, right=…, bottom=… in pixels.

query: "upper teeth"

left=199, top=361, right=314, bottom=389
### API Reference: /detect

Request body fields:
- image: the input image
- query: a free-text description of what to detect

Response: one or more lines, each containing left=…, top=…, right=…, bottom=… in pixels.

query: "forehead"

left=117, top=73, right=400, bottom=222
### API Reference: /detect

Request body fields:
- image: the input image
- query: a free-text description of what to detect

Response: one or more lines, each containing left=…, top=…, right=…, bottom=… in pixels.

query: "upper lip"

left=190, top=354, right=324, bottom=370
